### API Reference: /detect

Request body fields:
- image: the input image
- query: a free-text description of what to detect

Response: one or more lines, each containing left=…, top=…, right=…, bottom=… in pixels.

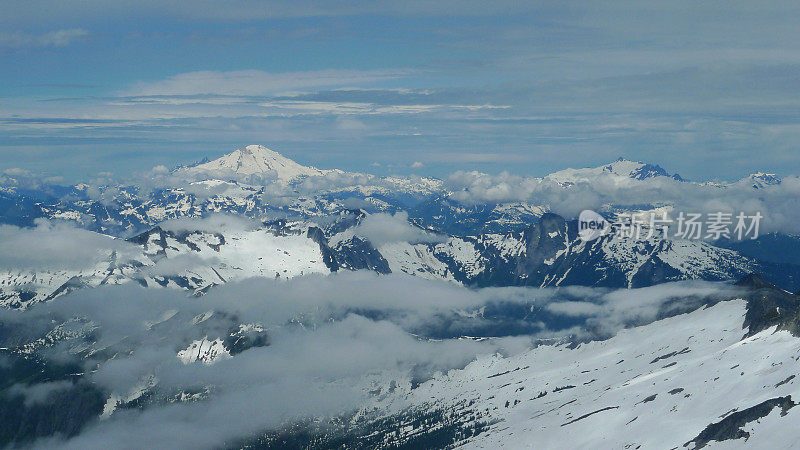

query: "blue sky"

left=2, top=0, right=800, bottom=182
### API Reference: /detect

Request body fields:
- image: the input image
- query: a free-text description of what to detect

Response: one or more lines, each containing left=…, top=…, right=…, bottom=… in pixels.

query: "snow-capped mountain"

left=742, top=172, right=782, bottom=189
left=4, top=143, right=800, bottom=448
left=1, top=146, right=448, bottom=235
left=410, top=197, right=547, bottom=235
left=379, top=212, right=800, bottom=291
left=8, top=256, right=800, bottom=449
left=1, top=145, right=787, bottom=239
left=179, top=144, right=336, bottom=184
left=3, top=144, right=799, bottom=308
left=0, top=219, right=334, bottom=308
left=545, top=157, right=685, bottom=184
left=5, top=209, right=800, bottom=309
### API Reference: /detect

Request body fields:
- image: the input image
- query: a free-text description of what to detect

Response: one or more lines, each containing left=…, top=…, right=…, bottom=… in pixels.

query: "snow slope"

left=0, top=221, right=330, bottom=308
left=181, top=144, right=334, bottom=184
left=364, top=297, right=800, bottom=449
left=546, top=157, right=683, bottom=184
left=5, top=210, right=795, bottom=309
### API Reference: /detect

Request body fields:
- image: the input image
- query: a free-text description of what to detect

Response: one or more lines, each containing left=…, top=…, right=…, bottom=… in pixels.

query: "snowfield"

left=365, top=299, right=800, bottom=449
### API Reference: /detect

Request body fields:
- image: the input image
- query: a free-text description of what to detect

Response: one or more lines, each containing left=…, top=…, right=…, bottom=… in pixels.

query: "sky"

left=2, top=0, right=800, bottom=182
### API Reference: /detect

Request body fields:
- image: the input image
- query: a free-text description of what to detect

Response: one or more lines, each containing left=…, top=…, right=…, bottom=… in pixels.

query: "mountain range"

left=0, top=144, right=780, bottom=236
left=3, top=145, right=800, bottom=449
left=1, top=145, right=798, bottom=308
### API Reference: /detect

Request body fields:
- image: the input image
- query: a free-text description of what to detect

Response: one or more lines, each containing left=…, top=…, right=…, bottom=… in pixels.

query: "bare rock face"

left=736, top=273, right=800, bottom=337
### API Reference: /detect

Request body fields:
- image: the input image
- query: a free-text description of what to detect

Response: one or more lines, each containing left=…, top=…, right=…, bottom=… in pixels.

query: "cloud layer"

left=0, top=266, right=743, bottom=448
left=0, top=220, right=137, bottom=270
left=446, top=171, right=800, bottom=234
left=353, top=212, right=446, bottom=247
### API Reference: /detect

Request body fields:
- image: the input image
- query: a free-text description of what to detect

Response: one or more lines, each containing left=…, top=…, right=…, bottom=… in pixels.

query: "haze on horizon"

left=2, top=1, right=800, bottom=182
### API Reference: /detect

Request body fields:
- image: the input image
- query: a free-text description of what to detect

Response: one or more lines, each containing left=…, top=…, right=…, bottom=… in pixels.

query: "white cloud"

left=0, top=266, right=741, bottom=448
left=0, top=273, right=533, bottom=448
left=546, top=301, right=602, bottom=317
left=158, top=215, right=256, bottom=234
left=446, top=170, right=542, bottom=204
left=7, top=381, right=74, bottom=407
left=445, top=170, right=800, bottom=234
left=0, top=220, right=138, bottom=270
left=124, top=69, right=412, bottom=97
left=3, top=167, right=32, bottom=176
left=335, top=116, right=368, bottom=131
left=353, top=212, right=447, bottom=247
left=0, top=28, right=87, bottom=48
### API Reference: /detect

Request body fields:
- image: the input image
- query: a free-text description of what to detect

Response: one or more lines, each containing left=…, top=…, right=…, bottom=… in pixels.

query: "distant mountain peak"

left=546, top=158, right=683, bottom=183
left=601, top=158, right=669, bottom=180
left=745, top=172, right=781, bottom=189
left=182, top=144, right=331, bottom=183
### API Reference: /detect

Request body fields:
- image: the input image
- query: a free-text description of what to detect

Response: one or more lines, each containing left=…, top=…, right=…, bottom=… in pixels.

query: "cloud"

left=0, top=220, right=138, bottom=270
left=353, top=212, right=447, bottom=247
left=0, top=1, right=544, bottom=26
left=4, top=1, right=800, bottom=182
left=48, top=315, right=524, bottom=450
left=158, top=214, right=256, bottom=234
left=445, top=170, right=800, bottom=234
left=0, top=167, right=65, bottom=191
left=123, top=69, right=413, bottom=97
left=546, top=301, right=602, bottom=317
left=0, top=28, right=87, bottom=48
left=83, top=184, right=120, bottom=207
left=7, top=381, right=75, bottom=407
left=335, top=116, right=368, bottom=132
left=0, top=273, right=534, bottom=448
left=582, top=281, right=742, bottom=337
left=0, top=264, right=745, bottom=448
left=295, top=171, right=373, bottom=192
left=446, top=170, right=542, bottom=204
left=3, top=167, right=32, bottom=177
left=411, top=161, right=424, bottom=169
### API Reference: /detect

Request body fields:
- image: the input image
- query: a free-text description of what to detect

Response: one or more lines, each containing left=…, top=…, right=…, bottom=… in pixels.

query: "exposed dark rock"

left=560, top=406, right=620, bottom=427
left=685, top=396, right=797, bottom=449
left=650, top=347, right=690, bottom=364
left=735, top=274, right=800, bottom=337
left=775, top=375, right=795, bottom=388
left=638, top=394, right=657, bottom=404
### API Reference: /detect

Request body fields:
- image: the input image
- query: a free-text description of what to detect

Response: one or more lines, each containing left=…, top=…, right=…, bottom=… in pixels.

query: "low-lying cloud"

left=0, top=220, right=138, bottom=270
left=446, top=171, right=800, bottom=234
left=353, top=212, right=447, bottom=247
left=0, top=271, right=744, bottom=448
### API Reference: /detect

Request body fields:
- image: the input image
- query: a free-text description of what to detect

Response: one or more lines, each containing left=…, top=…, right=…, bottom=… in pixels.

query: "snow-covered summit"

left=743, top=172, right=782, bottom=189
left=546, top=157, right=683, bottom=184
left=183, top=145, right=333, bottom=184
